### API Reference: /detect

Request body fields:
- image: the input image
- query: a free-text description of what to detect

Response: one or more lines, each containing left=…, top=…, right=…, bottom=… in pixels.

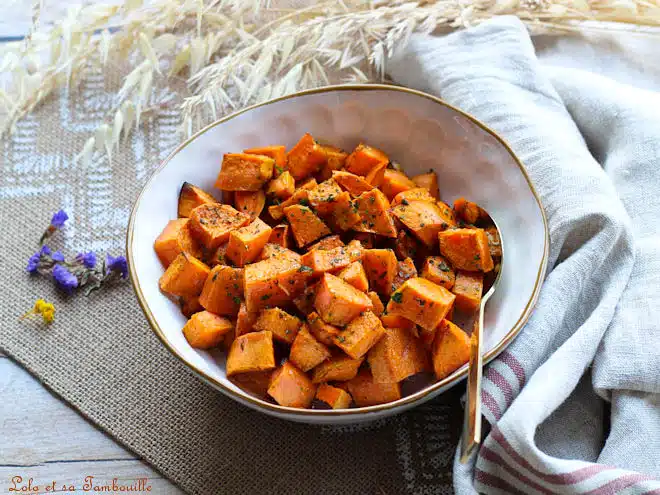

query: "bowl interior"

left=128, top=86, right=547, bottom=420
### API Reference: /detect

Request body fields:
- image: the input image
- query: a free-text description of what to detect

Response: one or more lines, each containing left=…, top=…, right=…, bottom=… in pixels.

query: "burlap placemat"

left=0, top=70, right=462, bottom=494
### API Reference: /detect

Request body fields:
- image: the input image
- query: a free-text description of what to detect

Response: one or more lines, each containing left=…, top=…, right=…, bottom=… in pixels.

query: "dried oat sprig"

left=2, top=0, right=659, bottom=157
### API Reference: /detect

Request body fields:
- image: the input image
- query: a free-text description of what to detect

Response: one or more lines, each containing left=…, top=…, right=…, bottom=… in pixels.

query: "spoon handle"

left=460, top=300, right=485, bottom=463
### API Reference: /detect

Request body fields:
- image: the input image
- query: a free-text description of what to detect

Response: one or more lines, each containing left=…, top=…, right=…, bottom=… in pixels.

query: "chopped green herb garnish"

left=401, top=199, right=409, bottom=206
left=298, top=265, right=313, bottom=273
left=391, top=292, right=403, bottom=303
left=261, top=294, right=271, bottom=301
left=233, top=296, right=241, bottom=305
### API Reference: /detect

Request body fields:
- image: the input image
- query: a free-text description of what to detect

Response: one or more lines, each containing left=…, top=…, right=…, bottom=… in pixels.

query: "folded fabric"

left=388, top=16, right=660, bottom=494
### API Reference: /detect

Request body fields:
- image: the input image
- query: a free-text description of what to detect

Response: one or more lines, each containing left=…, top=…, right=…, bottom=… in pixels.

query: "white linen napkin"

left=388, top=16, right=660, bottom=494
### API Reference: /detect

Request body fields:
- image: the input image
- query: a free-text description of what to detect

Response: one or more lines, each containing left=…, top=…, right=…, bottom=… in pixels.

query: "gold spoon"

left=460, top=217, right=504, bottom=463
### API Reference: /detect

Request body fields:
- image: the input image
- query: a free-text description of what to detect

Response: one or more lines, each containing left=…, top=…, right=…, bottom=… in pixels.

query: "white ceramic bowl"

left=127, top=84, right=549, bottom=424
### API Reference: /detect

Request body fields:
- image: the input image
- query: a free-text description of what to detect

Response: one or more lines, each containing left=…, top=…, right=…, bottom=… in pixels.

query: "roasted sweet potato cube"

left=432, top=319, right=470, bottom=380
left=391, top=187, right=435, bottom=206
left=226, top=218, right=273, bottom=267
left=438, top=228, right=494, bottom=272
left=422, top=256, right=456, bottom=290
left=284, top=205, right=331, bottom=248
left=391, top=200, right=453, bottom=247
left=159, top=253, right=210, bottom=297
left=268, top=361, right=316, bottom=408
left=259, top=243, right=301, bottom=262
left=485, top=226, right=502, bottom=258
left=243, top=145, right=287, bottom=171
left=367, top=292, right=385, bottom=316
left=235, top=302, right=258, bottom=337
left=293, top=284, right=318, bottom=315
left=189, top=203, right=250, bottom=250
left=312, top=353, right=364, bottom=383
left=269, top=224, right=290, bottom=248
left=226, top=331, right=276, bottom=376
left=207, top=242, right=228, bottom=267
left=365, top=164, right=386, bottom=188
left=286, top=133, right=327, bottom=180
left=308, top=179, right=342, bottom=215
left=266, top=171, right=295, bottom=199
left=361, top=249, right=398, bottom=296
left=300, top=241, right=362, bottom=276
left=381, top=169, right=417, bottom=200
left=198, top=265, right=244, bottom=316
left=345, top=143, right=389, bottom=178
left=318, top=146, right=348, bottom=181
left=394, top=229, right=426, bottom=262
left=316, top=383, right=352, bottom=409
left=154, top=218, right=203, bottom=267
left=346, top=370, right=401, bottom=407
left=453, top=271, right=483, bottom=312
left=215, top=153, right=274, bottom=191
left=307, top=311, right=341, bottom=346
left=392, top=257, right=418, bottom=292
left=289, top=324, right=331, bottom=371
left=334, top=310, right=386, bottom=359
left=253, top=307, right=302, bottom=345
left=367, top=327, right=428, bottom=383
left=229, top=370, right=273, bottom=399
left=182, top=310, right=234, bottom=349
left=412, top=172, right=440, bottom=199
left=329, top=191, right=361, bottom=231
left=234, top=190, right=266, bottom=220
left=353, top=189, right=397, bottom=238
left=338, top=261, right=369, bottom=292
left=332, top=170, right=374, bottom=196
left=314, top=273, right=373, bottom=327
left=178, top=182, right=218, bottom=218
left=308, top=235, right=344, bottom=252
left=386, top=277, right=455, bottom=331
left=454, top=197, right=481, bottom=224
left=379, top=312, right=416, bottom=331
left=436, top=200, right=457, bottom=224
left=180, top=295, right=203, bottom=318
left=244, top=256, right=298, bottom=312
left=268, top=190, right=308, bottom=221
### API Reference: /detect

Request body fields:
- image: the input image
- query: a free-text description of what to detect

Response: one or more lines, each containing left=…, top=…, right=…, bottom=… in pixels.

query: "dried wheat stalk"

left=1, top=0, right=659, bottom=165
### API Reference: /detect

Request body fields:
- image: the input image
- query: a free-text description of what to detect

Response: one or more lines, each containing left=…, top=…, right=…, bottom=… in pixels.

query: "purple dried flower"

left=52, top=251, right=65, bottom=262
left=50, top=210, right=69, bottom=229
left=106, top=254, right=128, bottom=279
left=26, top=252, right=40, bottom=273
left=76, top=251, right=97, bottom=268
left=52, top=264, right=78, bottom=293
left=27, top=245, right=53, bottom=273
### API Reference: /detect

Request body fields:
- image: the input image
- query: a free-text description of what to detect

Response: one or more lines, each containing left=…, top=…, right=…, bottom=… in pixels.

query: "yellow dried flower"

left=22, top=298, right=56, bottom=325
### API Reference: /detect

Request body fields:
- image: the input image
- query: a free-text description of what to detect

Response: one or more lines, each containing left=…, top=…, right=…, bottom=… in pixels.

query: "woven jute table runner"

left=0, top=67, right=462, bottom=494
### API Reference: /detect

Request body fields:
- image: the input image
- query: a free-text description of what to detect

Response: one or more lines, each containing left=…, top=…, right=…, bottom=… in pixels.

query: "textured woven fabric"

left=388, top=16, right=660, bottom=494
left=0, top=69, right=462, bottom=495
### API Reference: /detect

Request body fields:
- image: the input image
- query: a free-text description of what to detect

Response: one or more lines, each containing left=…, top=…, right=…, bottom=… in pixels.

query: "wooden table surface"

left=0, top=350, right=182, bottom=494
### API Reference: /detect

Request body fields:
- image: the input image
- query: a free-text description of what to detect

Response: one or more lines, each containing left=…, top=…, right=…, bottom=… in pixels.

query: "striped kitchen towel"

left=389, top=16, right=660, bottom=495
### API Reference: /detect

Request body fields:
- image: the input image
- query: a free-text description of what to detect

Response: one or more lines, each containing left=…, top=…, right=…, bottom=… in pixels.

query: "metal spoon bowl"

left=460, top=215, right=504, bottom=463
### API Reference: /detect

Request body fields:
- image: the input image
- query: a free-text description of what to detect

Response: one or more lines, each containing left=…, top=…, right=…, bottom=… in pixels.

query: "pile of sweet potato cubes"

left=154, top=133, right=501, bottom=409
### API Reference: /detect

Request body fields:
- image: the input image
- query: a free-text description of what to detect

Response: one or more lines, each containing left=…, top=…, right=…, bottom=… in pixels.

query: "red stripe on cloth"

left=498, top=350, right=526, bottom=389
left=485, top=367, right=515, bottom=407
left=585, top=474, right=654, bottom=495
left=475, top=468, right=525, bottom=494
left=482, top=389, right=502, bottom=420
left=480, top=445, right=555, bottom=495
left=491, top=427, right=611, bottom=484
